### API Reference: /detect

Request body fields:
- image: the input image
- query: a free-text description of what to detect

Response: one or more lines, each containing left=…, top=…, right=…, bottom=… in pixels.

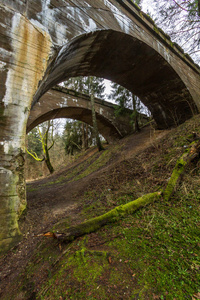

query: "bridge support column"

left=0, top=126, right=26, bottom=252
left=0, top=10, right=52, bottom=253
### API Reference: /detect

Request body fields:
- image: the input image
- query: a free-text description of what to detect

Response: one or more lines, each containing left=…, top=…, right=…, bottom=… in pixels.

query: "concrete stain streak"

left=3, top=12, right=52, bottom=146
left=0, top=7, right=52, bottom=252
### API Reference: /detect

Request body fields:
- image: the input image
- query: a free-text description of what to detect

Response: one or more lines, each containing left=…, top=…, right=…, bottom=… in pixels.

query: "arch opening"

left=27, top=107, right=124, bottom=143
left=32, top=29, right=198, bottom=129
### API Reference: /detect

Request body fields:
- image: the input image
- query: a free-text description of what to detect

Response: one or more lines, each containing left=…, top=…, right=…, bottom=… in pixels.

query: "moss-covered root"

left=50, top=191, right=161, bottom=243
left=163, top=140, right=200, bottom=201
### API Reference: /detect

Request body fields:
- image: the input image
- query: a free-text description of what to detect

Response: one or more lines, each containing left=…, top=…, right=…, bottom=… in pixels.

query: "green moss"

left=163, top=158, right=187, bottom=201
left=60, top=191, right=161, bottom=243
left=143, top=13, right=155, bottom=25
left=153, top=25, right=171, bottom=41
left=75, top=149, right=111, bottom=180
left=184, top=53, right=195, bottom=64
left=37, top=241, right=109, bottom=299
left=174, top=42, right=184, bottom=53
left=131, top=1, right=141, bottom=12
left=157, top=27, right=171, bottom=40
left=153, top=25, right=160, bottom=34
left=112, top=193, right=200, bottom=299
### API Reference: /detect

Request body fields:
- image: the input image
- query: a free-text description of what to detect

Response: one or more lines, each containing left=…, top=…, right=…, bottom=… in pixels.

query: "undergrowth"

left=3, top=116, right=200, bottom=300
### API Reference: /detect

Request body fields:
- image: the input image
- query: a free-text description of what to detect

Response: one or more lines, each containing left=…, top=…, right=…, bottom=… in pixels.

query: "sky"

left=140, top=0, right=155, bottom=15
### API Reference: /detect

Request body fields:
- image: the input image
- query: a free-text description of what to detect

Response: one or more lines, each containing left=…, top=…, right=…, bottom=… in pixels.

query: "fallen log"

left=43, top=191, right=161, bottom=242
left=42, top=138, right=200, bottom=243
left=163, top=140, right=200, bottom=201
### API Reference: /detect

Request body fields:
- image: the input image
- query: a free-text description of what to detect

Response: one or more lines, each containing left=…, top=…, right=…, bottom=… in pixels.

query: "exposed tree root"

left=42, top=138, right=200, bottom=243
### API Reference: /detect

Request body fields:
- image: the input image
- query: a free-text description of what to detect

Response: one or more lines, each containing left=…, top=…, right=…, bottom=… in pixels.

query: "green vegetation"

left=22, top=189, right=199, bottom=300
left=4, top=116, right=200, bottom=299
left=26, top=120, right=55, bottom=174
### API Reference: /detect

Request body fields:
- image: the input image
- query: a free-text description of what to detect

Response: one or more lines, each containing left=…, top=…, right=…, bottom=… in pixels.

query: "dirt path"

left=0, top=126, right=169, bottom=298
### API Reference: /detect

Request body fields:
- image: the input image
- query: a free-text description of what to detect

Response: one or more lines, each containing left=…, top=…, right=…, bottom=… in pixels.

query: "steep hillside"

left=0, top=117, right=200, bottom=300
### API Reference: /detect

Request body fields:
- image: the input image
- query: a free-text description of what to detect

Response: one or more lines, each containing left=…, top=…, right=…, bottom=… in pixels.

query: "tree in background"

left=27, top=128, right=43, bottom=158
left=64, top=76, right=105, bottom=98
left=63, top=76, right=105, bottom=151
left=141, top=0, right=200, bottom=62
left=26, top=120, right=55, bottom=174
left=89, top=76, right=105, bottom=151
left=63, top=121, right=82, bottom=155
left=109, top=83, right=145, bottom=132
left=63, top=120, right=95, bottom=155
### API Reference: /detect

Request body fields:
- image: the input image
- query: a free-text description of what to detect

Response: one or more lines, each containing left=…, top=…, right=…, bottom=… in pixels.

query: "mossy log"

left=163, top=140, right=200, bottom=201
left=43, top=140, right=200, bottom=243
left=47, top=192, right=161, bottom=243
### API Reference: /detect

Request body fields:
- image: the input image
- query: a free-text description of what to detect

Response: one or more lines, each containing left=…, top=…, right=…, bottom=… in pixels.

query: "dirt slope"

left=0, top=120, right=199, bottom=300
left=0, top=127, right=166, bottom=294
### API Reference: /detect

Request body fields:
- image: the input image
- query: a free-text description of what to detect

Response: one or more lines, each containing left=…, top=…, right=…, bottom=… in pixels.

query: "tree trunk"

left=43, top=121, right=54, bottom=174
left=132, top=93, right=140, bottom=132
left=44, top=155, right=54, bottom=174
left=82, top=123, right=88, bottom=150
left=90, top=77, right=104, bottom=151
left=85, top=124, right=89, bottom=149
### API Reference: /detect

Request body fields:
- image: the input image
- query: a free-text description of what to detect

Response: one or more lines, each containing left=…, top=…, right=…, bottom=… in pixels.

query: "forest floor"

left=0, top=118, right=200, bottom=300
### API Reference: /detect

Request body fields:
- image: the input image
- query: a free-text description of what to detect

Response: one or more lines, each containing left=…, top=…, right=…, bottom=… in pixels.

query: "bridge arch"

left=27, top=107, right=123, bottom=143
left=33, top=29, right=198, bottom=129
left=27, top=87, right=133, bottom=143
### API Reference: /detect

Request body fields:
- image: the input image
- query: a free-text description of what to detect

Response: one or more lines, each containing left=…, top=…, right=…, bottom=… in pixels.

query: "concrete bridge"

left=0, top=0, right=200, bottom=252
left=27, top=85, right=134, bottom=143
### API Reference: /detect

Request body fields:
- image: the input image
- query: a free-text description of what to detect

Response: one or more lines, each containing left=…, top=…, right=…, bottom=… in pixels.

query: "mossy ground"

left=1, top=116, right=200, bottom=300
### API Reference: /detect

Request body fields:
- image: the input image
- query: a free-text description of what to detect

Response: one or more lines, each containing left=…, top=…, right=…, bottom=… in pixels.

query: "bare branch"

left=25, top=147, right=44, bottom=162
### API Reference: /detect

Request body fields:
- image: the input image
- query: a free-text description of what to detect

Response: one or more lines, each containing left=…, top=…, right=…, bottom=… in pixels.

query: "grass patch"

left=8, top=115, right=200, bottom=299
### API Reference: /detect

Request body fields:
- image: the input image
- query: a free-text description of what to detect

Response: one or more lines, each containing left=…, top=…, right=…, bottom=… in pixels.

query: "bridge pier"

left=0, top=126, right=26, bottom=252
left=0, top=8, right=52, bottom=253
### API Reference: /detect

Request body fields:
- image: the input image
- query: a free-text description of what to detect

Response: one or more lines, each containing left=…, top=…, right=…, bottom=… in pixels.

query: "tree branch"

left=172, top=0, right=192, bottom=12
left=25, top=148, right=44, bottom=162
left=48, top=140, right=55, bottom=151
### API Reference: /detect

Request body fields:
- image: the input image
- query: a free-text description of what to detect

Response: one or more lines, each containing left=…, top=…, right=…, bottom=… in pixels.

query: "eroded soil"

left=0, top=127, right=169, bottom=297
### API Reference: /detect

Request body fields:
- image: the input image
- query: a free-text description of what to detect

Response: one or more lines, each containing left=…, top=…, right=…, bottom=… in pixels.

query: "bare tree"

left=143, top=0, right=200, bottom=62
left=26, top=120, right=55, bottom=174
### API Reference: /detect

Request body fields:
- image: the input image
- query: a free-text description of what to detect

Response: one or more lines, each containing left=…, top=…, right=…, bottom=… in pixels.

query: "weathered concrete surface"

left=0, top=4, right=52, bottom=252
left=33, top=29, right=199, bottom=129
left=27, top=86, right=134, bottom=142
left=0, top=0, right=200, bottom=252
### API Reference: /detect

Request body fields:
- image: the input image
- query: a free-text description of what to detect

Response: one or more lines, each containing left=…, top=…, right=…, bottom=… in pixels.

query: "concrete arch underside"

left=28, top=107, right=124, bottom=143
left=28, top=87, right=133, bottom=143
left=33, top=30, right=198, bottom=129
